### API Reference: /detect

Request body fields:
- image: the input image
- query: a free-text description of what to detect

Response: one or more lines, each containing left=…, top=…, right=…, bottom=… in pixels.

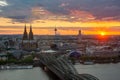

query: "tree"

left=22, top=55, right=33, bottom=64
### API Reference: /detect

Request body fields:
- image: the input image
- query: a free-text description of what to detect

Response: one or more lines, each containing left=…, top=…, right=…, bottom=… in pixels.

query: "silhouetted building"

left=54, top=27, right=57, bottom=36
left=23, top=24, right=28, bottom=40
left=78, top=30, right=82, bottom=42
left=21, top=24, right=38, bottom=51
left=29, top=24, right=33, bottom=40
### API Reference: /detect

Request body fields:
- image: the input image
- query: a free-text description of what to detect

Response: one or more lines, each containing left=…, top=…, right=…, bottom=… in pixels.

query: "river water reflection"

left=75, top=63, right=120, bottom=80
left=0, top=67, right=50, bottom=80
left=0, top=63, right=120, bottom=80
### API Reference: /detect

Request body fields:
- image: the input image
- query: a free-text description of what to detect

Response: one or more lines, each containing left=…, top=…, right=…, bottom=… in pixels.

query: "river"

left=0, top=63, right=120, bottom=80
left=75, top=63, right=120, bottom=80
left=0, top=67, right=51, bottom=80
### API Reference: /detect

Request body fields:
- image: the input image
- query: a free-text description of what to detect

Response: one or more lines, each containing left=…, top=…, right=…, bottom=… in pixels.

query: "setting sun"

left=100, top=32, right=106, bottom=36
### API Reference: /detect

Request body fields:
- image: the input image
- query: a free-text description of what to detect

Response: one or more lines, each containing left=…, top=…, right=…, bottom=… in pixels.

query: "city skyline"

left=0, top=0, right=120, bottom=35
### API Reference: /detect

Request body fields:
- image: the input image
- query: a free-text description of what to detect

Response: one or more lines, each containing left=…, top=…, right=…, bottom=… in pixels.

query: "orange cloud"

left=69, top=9, right=95, bottom=21
left=0, top=17, right=120, bottom=35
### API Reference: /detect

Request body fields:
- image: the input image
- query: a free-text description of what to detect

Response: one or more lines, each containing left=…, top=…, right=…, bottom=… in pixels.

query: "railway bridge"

left=39, top=53, right=99, bottom=80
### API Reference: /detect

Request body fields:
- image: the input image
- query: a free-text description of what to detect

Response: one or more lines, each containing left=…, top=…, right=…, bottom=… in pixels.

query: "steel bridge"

left=39, top=53, right=99, bottom=80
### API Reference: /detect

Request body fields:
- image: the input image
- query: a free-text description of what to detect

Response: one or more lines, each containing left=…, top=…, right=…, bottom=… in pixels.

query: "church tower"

left=29, top=24, right=34, bottom=40
left=21, top=24, right=38, bottom=51
left=22, top=24, right=28, bottom=40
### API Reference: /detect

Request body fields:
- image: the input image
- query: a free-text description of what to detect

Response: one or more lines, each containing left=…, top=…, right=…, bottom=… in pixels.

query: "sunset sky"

left=0, top=0, right=120, bottom=35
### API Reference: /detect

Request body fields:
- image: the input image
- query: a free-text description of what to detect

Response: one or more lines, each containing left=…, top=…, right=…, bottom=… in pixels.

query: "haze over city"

left=0, top=0, right=120, bottom=35
left=0, top=0, right=120, bottom=80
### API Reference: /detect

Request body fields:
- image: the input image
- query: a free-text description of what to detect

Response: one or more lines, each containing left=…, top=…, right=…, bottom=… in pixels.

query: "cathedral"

left=21, top=24, right=38, bottom=51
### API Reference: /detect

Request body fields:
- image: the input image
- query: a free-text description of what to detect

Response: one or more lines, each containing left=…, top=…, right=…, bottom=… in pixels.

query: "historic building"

left=21, top=24, right=38, bottom=51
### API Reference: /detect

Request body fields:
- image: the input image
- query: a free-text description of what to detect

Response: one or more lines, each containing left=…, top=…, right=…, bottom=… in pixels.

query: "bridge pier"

left=38, top=53, right=99, bottom=80
left=44, top=66, right=49, bottom=71
left=46, top=69, right=61, bottom=80
left=39, top=62, right=45, bottom=69
left=39, top=62, right=61, bottom=80
left=39, top=62, right=50, bottom=71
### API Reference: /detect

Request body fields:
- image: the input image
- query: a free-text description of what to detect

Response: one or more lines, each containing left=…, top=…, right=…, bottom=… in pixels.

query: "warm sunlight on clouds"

left=0, top=17, right=22, bottom=26
left=69, top=10, right=95, bottom=21
left=0, top=17, right=120, bottom=35
left=0, top=0, right=120, bottom=35
left=32, top=19, right=120, bottom=28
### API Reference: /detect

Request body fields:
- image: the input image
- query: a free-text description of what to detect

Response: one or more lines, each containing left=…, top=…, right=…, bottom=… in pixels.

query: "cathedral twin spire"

left=23, top=24, right=34, bottom=40
left=29, top=24, right=33, bottom=40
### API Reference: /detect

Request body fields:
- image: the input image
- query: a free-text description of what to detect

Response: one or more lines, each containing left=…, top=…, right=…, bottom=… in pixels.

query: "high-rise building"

left=79, top=30, right=81, bottom=36
left=78, top=30, right=82, bottom=41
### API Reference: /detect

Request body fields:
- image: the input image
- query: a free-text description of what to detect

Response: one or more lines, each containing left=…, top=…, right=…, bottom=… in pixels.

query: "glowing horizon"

left=0, top=0, right=120, bottom=35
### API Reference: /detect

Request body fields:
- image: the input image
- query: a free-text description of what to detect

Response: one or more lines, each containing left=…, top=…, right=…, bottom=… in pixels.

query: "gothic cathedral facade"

left=21, top=24, right=38, bottom=51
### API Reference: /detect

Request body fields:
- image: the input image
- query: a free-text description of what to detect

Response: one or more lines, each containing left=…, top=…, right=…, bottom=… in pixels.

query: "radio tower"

left=54, top=27, right=57, bottom=36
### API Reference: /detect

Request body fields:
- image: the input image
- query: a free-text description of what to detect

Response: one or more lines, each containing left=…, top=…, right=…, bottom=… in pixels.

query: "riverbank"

left=0, top=65, right=33, bottom=70
left=0, top=67, right=50, bottom=80
left=70, top=55, right=120, bottom=64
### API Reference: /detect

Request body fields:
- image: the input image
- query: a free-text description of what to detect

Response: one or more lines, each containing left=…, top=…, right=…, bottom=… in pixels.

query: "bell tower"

left=29, top=24, right=34, bottom=40
left=22, top=24, right=28, bottom=40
